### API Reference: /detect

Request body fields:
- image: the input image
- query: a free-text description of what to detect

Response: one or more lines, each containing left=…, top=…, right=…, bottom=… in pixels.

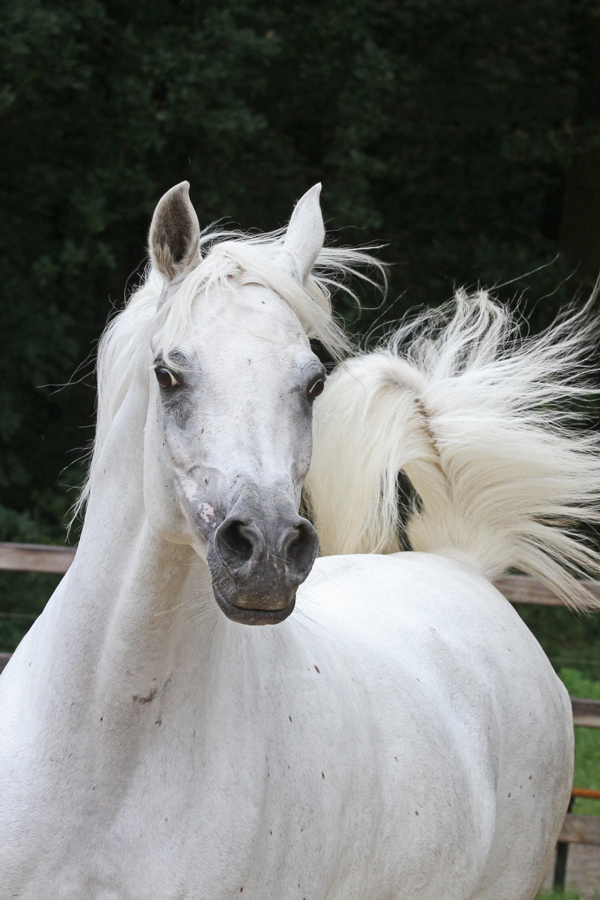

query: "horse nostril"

left=216, top=519, right=257, bottom=569
left=214, top=512, right=317, bottom=588
left=283, top=521, right=319, bottom=578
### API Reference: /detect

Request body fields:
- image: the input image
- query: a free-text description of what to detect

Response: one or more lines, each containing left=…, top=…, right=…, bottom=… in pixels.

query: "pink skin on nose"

left=199, top=503, right=215, bottom=523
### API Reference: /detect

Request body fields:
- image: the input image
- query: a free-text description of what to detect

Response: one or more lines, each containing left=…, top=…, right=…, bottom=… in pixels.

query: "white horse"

left=1, top=182, right=599, bottom=900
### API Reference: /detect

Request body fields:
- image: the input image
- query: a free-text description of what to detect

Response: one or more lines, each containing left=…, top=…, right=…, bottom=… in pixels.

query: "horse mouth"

left=212, top=585, right=296, bottom=626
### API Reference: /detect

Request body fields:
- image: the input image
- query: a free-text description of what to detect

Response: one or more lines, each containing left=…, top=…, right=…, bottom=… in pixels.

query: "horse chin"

left=212, top=585, right=296, bottom=626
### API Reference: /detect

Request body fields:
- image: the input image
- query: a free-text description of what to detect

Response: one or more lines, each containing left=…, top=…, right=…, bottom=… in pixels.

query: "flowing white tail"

left=305, top=290, right=600, bottom=607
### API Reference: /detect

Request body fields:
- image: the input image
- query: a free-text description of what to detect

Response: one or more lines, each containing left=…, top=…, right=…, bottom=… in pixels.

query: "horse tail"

left=304, top=289, right=600, bottom=608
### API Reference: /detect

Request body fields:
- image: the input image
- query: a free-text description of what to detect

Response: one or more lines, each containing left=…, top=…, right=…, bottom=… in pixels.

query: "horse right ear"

left=149, top=182, right=201, bottom=282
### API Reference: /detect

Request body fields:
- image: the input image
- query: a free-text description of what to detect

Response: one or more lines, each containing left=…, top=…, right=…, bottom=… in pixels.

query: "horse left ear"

left=280, top=184, right=325, bottom=284
left=149, top=181, right=201, bottom=282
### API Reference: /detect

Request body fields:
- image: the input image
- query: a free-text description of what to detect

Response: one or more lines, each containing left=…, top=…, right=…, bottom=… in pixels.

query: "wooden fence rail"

left=494, top=573, right=600, bottom=607
left=3, top=543, right=600, bottom=605
left=0, top=542, right=74, bottom=574
left=0, top=542, right=599, bottom=862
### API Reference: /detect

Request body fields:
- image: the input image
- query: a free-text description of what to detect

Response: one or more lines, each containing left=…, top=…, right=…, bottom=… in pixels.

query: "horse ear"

left=149, top=182, right=201, bottom=282
left=280, top=184, right=325, bottom=283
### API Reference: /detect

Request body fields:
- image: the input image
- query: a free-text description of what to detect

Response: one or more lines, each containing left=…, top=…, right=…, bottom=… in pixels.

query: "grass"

left=536, top=891, right=580, bottom=899
left=558, top=668, right=600, bottom=818
left=533, top=669, right=600, bottom=900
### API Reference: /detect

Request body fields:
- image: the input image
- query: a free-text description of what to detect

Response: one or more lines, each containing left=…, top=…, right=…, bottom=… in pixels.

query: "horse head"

left=143, top=183, right=328, bottom=624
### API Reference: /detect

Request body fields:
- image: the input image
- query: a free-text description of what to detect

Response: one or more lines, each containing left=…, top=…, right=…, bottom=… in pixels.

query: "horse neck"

left=50, top=376, right=216, bottom=706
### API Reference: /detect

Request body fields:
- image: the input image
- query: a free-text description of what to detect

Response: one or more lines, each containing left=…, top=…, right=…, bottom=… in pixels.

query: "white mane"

left=76, top=228, right=383, bottom=516
left=306, top=290, right=600, bottom=608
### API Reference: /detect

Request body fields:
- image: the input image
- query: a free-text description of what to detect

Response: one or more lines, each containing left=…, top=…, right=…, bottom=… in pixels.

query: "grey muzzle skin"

left=204, top=502, right=319, bottom=625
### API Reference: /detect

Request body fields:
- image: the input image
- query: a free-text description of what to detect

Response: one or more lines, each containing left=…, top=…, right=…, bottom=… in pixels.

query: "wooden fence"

left=0, top=541, right=599, bottom=880
left=0, top=541, right=75, bottom=574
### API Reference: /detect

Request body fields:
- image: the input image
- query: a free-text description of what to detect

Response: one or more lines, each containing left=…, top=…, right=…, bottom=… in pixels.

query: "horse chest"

left=18, top=705, right=479, bottom=900
left=0, top=630, right=485, bottom=900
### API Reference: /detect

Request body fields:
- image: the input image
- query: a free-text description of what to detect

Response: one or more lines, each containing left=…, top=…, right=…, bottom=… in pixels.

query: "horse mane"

left=74, top=226, right=383, bottom=518
left=305, top=290, right=600, bottom=608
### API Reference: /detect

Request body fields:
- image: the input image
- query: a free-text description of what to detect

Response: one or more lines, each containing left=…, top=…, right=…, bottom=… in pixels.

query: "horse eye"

left=307, top=377, right=325, bottom=401
left=154, top=366, right=179, bottom=389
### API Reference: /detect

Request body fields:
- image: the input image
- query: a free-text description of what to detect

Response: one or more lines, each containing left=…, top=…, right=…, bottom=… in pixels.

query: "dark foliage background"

left=1, top=0, right=600, bottom=660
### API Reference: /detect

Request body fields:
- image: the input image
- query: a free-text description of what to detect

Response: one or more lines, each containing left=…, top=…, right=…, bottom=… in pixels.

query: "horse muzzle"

left=205, top=505, right=319, bottom=625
